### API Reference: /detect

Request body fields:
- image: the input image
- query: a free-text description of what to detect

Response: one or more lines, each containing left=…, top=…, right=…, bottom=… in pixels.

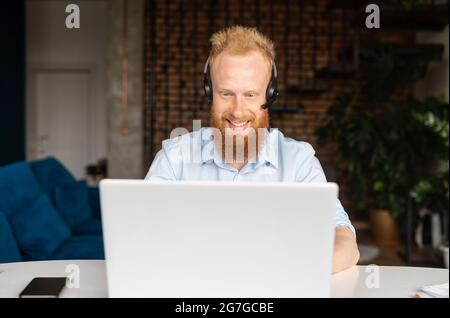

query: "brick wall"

left=143, top=0, right=415, bottom=216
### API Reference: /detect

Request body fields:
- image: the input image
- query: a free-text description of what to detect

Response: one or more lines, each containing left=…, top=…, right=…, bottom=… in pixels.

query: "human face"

left=209, top=50, right=271, bottom=136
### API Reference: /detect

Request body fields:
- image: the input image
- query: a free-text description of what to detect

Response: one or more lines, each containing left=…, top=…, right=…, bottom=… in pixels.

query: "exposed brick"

left=143, top=0, right=415, bottom=217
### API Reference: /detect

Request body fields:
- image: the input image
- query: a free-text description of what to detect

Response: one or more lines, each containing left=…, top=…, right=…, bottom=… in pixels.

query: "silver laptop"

left=100, top=180, right=337, bottom=297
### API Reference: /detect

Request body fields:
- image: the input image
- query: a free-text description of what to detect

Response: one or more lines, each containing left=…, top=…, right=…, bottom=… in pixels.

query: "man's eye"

left=222, top=92, right=232, bottom=97
left=245, top=93, right=256, bottom=98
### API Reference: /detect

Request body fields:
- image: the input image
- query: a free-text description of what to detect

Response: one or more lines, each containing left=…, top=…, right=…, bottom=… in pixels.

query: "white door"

left=34, top=71, right=91, bottom=178
left=26, top=0, right=107, bottom=179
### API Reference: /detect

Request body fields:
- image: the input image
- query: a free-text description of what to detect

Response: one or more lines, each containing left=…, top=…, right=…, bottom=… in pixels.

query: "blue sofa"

left=0, top=157, right=104, bottom=263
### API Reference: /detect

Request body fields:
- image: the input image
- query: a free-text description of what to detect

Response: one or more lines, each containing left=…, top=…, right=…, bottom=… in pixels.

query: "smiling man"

left=145, top=26, right=359, bottom=273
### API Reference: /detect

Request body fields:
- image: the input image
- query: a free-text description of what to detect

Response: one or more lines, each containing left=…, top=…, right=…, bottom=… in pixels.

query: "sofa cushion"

left=0, top=162, right=42, bottom=216
left=30, top=157, right=77, bottom=197
left=0, top=211, right=22, bottom=263
left=72, top=218, right=103, bottom=236
left=8, top=194, right=71, bottom=258
left=47, top=235, right=105, bottom=260
left=87, top=186, right=101, bottom=219
left=53, top=180, right=92, bottom=228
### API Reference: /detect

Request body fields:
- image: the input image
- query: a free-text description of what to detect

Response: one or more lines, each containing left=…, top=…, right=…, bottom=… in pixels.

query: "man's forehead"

left=211, top=51, right=271, bottom=88
left=212, top=51, right=270, bottom=72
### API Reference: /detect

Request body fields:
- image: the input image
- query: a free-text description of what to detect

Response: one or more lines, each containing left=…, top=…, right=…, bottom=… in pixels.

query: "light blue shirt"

left=145, top=127, right=355, bottom=235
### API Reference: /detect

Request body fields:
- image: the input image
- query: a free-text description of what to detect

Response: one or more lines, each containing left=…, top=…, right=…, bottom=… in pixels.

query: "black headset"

left=203, top=57, right=278, bottom=109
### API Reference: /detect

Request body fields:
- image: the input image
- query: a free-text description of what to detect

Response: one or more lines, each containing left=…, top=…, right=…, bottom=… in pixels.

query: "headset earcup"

left=265, top=78, right=278, bottom=108
left=203, top=75, right=212, bottom=104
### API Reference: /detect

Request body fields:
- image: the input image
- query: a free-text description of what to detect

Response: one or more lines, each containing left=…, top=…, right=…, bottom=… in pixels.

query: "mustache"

left=221, top=113, right=256, bottom=123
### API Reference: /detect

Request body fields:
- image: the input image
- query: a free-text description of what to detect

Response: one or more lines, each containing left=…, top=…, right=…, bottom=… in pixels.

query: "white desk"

left=0, top=260, right=448, bottom=298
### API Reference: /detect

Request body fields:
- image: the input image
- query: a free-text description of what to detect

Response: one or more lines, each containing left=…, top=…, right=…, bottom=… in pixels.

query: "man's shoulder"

left=160, top=127, right=211, bottom=158
left=161, top=132, right=192, bottom=151
left=273, top=129, right=316, bottom=157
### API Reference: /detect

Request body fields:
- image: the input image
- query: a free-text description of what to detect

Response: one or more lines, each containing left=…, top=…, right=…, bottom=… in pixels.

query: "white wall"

left=26, top=0, right=108, bottom=178
left=27, top=0, right=145, bottom=179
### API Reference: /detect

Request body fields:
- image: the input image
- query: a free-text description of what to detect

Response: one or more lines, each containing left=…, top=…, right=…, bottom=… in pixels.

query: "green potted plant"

left=316, top=94, right=448, bottom=245
left=315, top=45, right=448, bottom=246
left=410, top=99, right=449, bottom=266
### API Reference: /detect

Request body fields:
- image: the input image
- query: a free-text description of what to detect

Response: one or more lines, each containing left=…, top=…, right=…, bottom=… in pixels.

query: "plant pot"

left=369, top=209, right=401, bottom=247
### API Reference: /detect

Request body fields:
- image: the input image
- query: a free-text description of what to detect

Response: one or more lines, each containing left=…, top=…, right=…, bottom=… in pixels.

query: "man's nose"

left=230, top=95, right=246, bottom=118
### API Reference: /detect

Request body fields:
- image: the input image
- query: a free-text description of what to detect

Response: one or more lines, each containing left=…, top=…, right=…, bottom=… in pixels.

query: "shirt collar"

left=258, top=128, right=279, bottom=169
left=200, top=128, right=218, bottom=164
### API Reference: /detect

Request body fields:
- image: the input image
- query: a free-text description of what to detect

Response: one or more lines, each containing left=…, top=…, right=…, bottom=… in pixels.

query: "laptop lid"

left=100, top=180, right=337, bottom=297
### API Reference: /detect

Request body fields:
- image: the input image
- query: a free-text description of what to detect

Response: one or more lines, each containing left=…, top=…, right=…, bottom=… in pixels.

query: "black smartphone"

left=19, top=277, right=67, bottom=298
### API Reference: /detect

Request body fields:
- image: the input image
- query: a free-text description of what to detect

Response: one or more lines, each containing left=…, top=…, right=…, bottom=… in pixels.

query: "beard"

left=209, top=107, right=270, bottom=164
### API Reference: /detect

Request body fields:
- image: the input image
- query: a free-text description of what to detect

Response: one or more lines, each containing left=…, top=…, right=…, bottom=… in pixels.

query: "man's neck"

left=230, top=161, right=247, bottom=171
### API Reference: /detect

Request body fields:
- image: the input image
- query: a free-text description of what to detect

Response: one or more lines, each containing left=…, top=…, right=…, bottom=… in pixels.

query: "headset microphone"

left=261, top=102, right=270, bottom=110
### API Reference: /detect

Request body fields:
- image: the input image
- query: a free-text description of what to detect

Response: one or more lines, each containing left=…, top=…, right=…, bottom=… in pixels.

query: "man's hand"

left=332, top=226, right=360, bottom=273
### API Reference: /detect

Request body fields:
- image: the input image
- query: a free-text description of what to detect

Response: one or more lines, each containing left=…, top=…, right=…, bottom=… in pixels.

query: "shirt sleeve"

left=144, top=148, right=178, bottom=181
left=295, top=143, right=356, bottom=236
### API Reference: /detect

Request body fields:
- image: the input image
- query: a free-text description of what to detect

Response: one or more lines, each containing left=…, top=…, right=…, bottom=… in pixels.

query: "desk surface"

left=0, top=260, right=448, bottom=298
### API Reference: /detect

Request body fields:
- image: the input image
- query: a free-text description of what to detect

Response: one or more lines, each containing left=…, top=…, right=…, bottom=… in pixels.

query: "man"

left=145, top=26, right=359, bottom=273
